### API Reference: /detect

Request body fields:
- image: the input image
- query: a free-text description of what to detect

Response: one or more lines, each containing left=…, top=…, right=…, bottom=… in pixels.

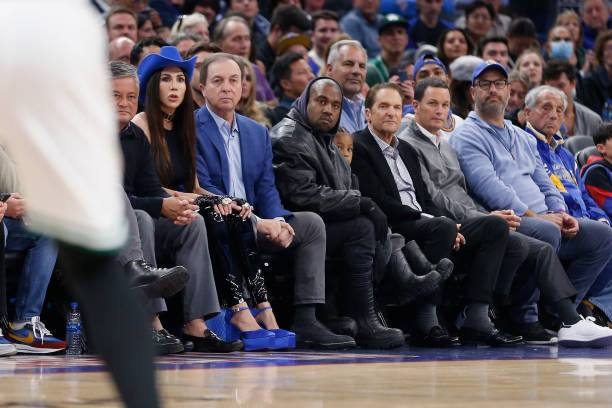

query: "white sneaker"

left=558, top=316, right=612, bottom=348
left=0, top=329, right=17, bottom=357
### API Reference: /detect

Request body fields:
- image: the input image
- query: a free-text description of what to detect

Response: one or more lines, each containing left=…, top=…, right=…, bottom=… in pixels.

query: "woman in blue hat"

left=133, top=46, right=293, bottom=351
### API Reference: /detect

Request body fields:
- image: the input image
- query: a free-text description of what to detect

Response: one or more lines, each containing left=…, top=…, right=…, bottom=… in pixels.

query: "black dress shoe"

left=153, top=329, right=184, bottom=355
left=291, top=320, right=356, bottom=350
left=322, top=316, right=359, bottom=339
left=459, top=327, right=524, bottom=347
left=125, top=260, right=189, bottom=299
left=183, top=329, right=243, bottom=352
left=411, top=326, right=460, bottom=347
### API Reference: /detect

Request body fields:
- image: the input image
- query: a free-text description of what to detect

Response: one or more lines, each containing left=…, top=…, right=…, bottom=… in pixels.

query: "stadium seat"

left=575, top=146, right=600, bottom=169
left=564, top=135, right=594, bottom=155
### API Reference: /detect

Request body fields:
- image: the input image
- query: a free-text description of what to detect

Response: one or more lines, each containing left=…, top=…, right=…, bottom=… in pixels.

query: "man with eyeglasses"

left=451, top=61, right=612, bottom=347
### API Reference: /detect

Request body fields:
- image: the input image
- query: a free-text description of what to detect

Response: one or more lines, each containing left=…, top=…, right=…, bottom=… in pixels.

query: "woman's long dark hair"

left=144, top=69, right=197, bottom=193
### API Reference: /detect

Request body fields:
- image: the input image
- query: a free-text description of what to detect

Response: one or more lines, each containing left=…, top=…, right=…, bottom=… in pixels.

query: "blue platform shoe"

left=252, top=307, right=296, bottom=350
left=223, top=307, right=275, bottom=351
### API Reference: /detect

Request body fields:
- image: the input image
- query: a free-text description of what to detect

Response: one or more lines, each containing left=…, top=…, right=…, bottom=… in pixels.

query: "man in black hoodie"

left=270, top=77, right=446, bottom=349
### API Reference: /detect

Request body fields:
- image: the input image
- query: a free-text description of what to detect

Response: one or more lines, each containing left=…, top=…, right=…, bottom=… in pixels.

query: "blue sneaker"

left=7, top=317, right=66, bottom=354
left=0, top=329, right=17, bottom=357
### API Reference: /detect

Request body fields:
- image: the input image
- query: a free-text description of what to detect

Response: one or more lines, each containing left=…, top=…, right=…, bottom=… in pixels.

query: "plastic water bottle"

left=65, top=302, right=82, bottom=355
left=602, top=99, right=612, bottom=121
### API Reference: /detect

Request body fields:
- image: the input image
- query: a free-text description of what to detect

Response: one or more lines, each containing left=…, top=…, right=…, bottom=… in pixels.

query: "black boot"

left=347, top=268, right=405, bottom=349
left=124, top=260, right=189, bottom=299
left=403, top=240, right=453, bottom=280
left=382, top=249, right=442, bottom=305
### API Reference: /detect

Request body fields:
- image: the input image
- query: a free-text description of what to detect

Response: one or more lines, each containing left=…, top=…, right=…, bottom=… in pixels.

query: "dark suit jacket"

left=194, top=106, right=292, bottom=220
left=352, top=128, right=449, bottom=226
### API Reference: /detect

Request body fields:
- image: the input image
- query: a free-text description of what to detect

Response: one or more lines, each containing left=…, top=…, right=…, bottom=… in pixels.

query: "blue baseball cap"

left=413, top=54, right=447, bottom=81
left=471, top=60, right=508, bottom=86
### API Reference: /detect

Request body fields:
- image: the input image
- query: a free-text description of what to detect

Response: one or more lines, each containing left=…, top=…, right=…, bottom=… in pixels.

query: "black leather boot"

left=403, top=240, right=454, bottom=280
left=346, top=267, right=405, bottom=349
left=382, top=249, right=442, bottom=305
left=124, top=260, right=189, bottom=299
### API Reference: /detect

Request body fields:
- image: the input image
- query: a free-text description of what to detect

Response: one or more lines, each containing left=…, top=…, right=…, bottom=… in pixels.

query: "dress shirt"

left=415, top=122, right=441, bottom=149
left=340, top=95, right=366, bottom=134
left=370, top=128, right=422, bottom=211
left=205, top=105, right=247, bottom=200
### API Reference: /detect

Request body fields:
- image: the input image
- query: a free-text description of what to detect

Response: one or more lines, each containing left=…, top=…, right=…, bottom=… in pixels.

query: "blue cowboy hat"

left=137, top=46, right=197, bottom=105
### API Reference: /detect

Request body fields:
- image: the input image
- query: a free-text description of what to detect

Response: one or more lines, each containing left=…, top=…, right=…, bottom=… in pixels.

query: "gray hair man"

left=326, top=40, right=368, bottom=133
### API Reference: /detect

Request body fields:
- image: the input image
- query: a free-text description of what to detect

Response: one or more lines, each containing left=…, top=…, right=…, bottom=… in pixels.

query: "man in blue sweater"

left=451, top=60, right=612, bottom=347
left=523, top=85, right=612, bottom=327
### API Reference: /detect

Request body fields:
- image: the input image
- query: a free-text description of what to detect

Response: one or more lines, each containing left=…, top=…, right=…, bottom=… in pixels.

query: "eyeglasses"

left=475, top=79, right=508, bottom=90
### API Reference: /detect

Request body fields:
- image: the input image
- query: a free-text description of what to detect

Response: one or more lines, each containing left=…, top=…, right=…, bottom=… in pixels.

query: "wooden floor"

left=1, top=347, right=612, bottom=407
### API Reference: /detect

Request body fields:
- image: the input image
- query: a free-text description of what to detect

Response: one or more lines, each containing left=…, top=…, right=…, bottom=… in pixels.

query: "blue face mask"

left=551, top=41, right=574, bottom=60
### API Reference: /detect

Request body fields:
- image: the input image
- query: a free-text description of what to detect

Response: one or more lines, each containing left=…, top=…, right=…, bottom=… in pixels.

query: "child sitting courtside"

left=333, top=127, right=354, bottom=165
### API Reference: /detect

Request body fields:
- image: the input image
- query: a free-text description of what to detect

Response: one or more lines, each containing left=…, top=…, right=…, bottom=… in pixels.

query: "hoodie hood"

left=292, top=76, right=344, bottom=139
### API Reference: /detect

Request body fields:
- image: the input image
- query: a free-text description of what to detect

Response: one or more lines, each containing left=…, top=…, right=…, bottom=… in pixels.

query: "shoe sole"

left=525, top=338, right=558, bottom=345
left=134, top=269, right=190, bottom=299
left=156, top=343, right=185, bottom=355
left=0, top=347, right=17, bottom=357
left=559, top=334, right=612, bottom=348
left=296, top=339, right=357, bottom=350
left=356, top=337, right=405, bottom=350
left=13, top=344, right=64, bottom=354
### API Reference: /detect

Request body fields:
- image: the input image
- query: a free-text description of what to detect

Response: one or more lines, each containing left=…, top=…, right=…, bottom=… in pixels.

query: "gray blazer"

left=398, top=120, right=487, bottom=221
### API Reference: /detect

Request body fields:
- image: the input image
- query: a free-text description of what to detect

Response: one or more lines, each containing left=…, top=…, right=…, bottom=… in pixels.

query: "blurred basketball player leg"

left=0, top=1, right=159, bottom=406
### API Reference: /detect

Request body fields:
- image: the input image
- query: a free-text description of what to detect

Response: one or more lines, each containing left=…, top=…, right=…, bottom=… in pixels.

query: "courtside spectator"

left=327, top=40, right=368, bottom=133
left=584, top=122, right=612, bottom=220
left=195, top=54, right=355, bottom=349
left=270, top=77, right=406, bottom=349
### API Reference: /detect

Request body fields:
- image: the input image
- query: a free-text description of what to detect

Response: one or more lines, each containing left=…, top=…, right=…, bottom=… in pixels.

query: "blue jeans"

left=4, top=218, right=58, bottom=321
left=512, top=217, right=612, bottom=323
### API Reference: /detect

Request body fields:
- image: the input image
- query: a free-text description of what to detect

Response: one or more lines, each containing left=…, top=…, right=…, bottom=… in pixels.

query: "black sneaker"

left=153, top=329, right=184, bottom=355
left=183, top=329, right=243, bottom=353
left=511, top=321, right=557, bottom=345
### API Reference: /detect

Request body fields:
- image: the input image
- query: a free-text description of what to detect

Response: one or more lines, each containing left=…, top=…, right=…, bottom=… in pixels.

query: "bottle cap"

left=70, top=302, right=78, bottom=308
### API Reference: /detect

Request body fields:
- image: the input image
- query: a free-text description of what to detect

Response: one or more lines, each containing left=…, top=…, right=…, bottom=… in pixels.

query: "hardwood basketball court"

left=1, top=346, right=612, bottom=407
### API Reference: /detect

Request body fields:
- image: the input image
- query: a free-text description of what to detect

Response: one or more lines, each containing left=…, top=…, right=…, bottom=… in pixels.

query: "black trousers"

left=392, top=215, right=509, bottom=304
